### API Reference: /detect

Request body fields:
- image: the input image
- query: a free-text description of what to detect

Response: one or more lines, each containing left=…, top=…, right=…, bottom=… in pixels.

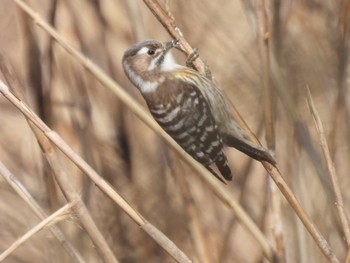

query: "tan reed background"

left=0, top=0, right=350, bottom=262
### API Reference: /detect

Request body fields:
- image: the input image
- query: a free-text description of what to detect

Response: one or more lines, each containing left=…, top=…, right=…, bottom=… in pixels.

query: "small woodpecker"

left=122, top=39, right=276, bottom=182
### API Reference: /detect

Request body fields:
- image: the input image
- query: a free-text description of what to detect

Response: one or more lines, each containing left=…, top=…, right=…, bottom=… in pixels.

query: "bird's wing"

left=149, top=77, right=232, bottom=180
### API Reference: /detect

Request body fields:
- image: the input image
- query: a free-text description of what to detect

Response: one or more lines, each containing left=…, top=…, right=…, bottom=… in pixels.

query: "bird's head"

left=122, top=39, right=179, bottom=92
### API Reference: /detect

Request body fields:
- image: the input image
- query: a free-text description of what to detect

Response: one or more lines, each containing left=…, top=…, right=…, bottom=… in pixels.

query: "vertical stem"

left=256, top=1, right=285, bottom=262
left=174, top=162, right=212, bottom=263
left=307, top=88, right=350, bottom=246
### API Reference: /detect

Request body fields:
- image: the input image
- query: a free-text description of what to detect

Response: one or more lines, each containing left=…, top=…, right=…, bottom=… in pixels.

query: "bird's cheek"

left=132, top=56, right=150, bottom=73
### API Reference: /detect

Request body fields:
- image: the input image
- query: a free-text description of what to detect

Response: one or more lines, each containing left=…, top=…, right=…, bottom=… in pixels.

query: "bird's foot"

left=186, top=48, right=199, bottom=68
left=186, top=48, right=212, bottom=80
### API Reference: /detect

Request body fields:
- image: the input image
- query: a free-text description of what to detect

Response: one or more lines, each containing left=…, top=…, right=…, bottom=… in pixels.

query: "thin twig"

left=0, top=202, right=76, bottom=262
left=141, top=1, right=339, bottom=262
left=256, top=1, right=285, bottom=262
left=11, top=0, right=274, bottom=260
left=0, top=162, right=85, bottom=263
left=306, top=87, right=350, bottom=246
left=257, top=0, right=275, bottom=151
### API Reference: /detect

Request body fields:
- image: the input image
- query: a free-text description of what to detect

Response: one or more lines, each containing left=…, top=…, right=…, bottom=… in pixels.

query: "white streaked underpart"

left=198, top=114, right=207, bottom=126
left=157, top=106, right=180, bottom=123
left=211, top=140, right=220, bottom=147
left=196, top=152, right=205, bottom=158
left=174, top=131, right=189, bottom=140
left=166, top=117, right=186, bottom=131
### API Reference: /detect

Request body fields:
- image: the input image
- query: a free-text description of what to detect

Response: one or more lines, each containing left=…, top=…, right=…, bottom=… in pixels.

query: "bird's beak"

left=155, top=40, right=179, bottom=67
left=163, top=39, right=179, bottom=53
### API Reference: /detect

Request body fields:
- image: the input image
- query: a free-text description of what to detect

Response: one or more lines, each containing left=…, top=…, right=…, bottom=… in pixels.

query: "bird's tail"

left=205, top=153, right=232, bottom=183
left=225, top=135, right=276, bottom=166
left=215, top=155, right=232, bottom=181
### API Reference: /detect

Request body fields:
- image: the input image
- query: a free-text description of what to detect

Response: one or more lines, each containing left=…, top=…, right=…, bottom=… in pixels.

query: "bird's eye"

left=147, top=49, right=155, bottom=56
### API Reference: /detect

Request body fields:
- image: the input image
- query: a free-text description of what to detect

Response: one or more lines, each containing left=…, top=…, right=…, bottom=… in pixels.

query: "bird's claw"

left=186, top=48, right=212, bottom=80
left=186, top=48, right=199, bottom=68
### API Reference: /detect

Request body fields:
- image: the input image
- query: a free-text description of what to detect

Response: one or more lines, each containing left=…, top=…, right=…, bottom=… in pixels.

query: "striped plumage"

left=122, top=40, right=275, bottom=182
left=145, top=76, right=232, bottom=181
left=175, top=67, right=276, bottom=166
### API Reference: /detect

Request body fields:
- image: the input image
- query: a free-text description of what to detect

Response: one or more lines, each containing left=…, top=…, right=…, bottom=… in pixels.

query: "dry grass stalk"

left=0, top=201, right=76, bottom=262
left=4, top=1, right=347, bottom=262
left=306, top=87, right=350, bottom=246
left=43, top=149, right=120, bottom=263
left=141, top=1, right=339, bottom=262
left=11, top=0, right=274, bottom=260
left=0, top=49, right=119, bottom=263
left=12, top=0, right=338, bottom=261
left=174, top=162, right=212, bottom=263
left=0, top=162, right=84, bottom=263
left=0, top=80, right=192, bottom=263
left=255, top=1, right=285, bottom=262
left=143, top=0, right=207, bottom=74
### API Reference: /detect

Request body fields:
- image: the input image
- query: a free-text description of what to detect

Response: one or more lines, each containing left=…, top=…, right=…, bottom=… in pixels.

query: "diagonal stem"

left=11, top=0, right=275, bottom=260
left=142, top=0, right=339, bottom=262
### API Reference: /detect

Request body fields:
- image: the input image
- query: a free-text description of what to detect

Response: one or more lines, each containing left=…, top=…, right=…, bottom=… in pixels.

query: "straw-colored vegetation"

left=0, top=0, right=350, bottom=262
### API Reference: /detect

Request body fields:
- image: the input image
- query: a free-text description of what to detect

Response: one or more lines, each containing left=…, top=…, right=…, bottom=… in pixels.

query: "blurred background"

left=0, top=0, right=350, bottom=262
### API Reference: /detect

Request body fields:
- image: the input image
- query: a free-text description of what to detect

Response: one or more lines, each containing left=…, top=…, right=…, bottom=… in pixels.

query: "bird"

left=122, top=39, right=276, bottom=182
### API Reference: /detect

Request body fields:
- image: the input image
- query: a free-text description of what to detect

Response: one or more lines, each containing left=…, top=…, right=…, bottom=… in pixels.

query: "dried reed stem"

left=0, top=49, right=119, bottom=263
left=306, top=87, right=350, bottom=246
left=44, top=149, right=120, bottom=263
left=0, top=162, right=85, bottom=263
left=0, top=202, right=76, bottom=262
left=0, top=79, right=192, bottom=263
left=174, top=162, right=212, bottom=263
left=124, top=0, right=146, bottom=40
left=142, top=0, right=206, bottom=74
left=11, top=0, right=274, bottom=260
left=256, top=1, right=285, bottom=262
left=11, top=0, right=339, bottom=261
left=142, top=0, right=339, bottom=262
